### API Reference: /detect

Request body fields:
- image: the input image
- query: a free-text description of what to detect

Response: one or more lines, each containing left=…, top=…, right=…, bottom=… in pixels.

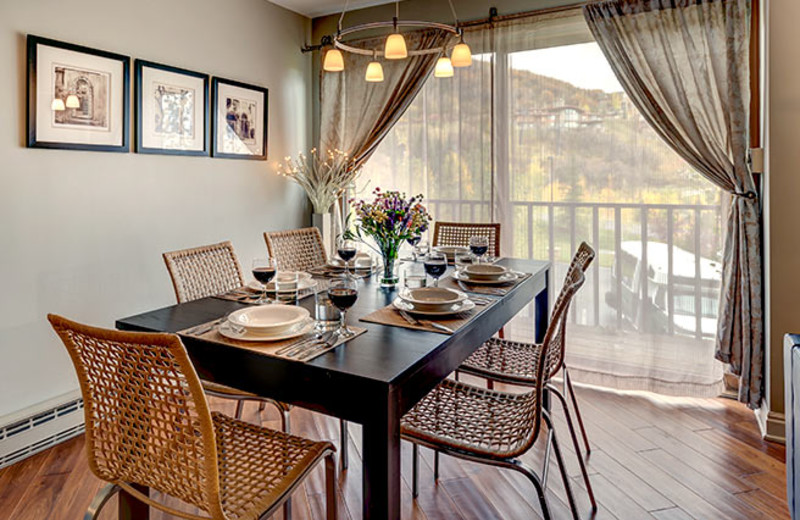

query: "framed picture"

left=27, top=35, right=130, bottom=152
left=135, top=60, right=209, bottom=156
left=211, top=77, right=268, bottom=160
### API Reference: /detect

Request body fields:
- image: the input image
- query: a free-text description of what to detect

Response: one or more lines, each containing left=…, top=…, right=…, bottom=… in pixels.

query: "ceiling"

left=269, top=0, right=397, bottom=18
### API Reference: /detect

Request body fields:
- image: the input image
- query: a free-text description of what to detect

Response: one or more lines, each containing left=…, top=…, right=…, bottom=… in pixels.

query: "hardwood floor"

left=0, top=381, right=787, bottom=520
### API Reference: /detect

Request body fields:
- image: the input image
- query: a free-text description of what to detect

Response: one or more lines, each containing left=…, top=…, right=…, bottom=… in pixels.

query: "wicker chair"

left=402, top=259, right=588, bottom=520
left=48, top=314, right=337, bottom=520
left=264, top=227, right=328, bottom=272
left=263, top=227, right=351, bottom=469
left=163, top=241, right=289, bottom=427
left=432, top=221, right=501, bottom=258
left=458, top=242, right=598, bottom=512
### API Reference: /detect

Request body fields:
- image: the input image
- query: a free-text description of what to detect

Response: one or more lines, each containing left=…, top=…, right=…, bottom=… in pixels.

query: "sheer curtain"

left=357, top=10, right=726, bottom=397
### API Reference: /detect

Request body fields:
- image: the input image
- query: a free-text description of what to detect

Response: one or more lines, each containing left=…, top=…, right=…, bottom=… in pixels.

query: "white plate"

left=453, top=270, right=521, bottom=285
left=227, top=305, right=310, bottom=334
left=218, top=319, right=315, bottom=342
left=247, top=272, right=316, bottom=293
left=399, top=287, right=467, bottom=311
left=393, top=297, right=476, bottom=316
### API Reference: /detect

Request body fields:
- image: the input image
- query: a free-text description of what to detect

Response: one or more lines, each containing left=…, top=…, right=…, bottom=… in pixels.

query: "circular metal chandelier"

left=323, top=0, right=472, bottom=82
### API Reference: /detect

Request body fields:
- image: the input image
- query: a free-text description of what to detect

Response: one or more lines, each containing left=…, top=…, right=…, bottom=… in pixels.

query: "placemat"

left=179, top=318, right=366, bottom=362
left=359, top=299, right=493, bottom=335
left=438, top=271, right=532, bottom=296
left=307, top=265, right=376, bottom=279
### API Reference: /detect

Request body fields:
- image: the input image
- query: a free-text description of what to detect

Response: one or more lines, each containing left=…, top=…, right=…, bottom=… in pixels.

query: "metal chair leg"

left=565, top=367, right=591, bottom=457
left=547, top=383, right=597, bottom=512
left=543, top=412, right=579, bottom=520
left=412, top=443, right=420, bottom=498
left=234, top=400, right=244, bottom=420
left=433, top=450, right=440, bottom=480
left=325, top=453, right=338, bottom=520
left=509, top=462, right=552, bottom=520
left=258, top=401, right=267, bottom=413
left=84, top=483, right=120, bottom=520
left=340, top=420, right=349, bottom=470
left=282, top=408, right=292, bottom=433
left=283, top=496, right=292, bottom=520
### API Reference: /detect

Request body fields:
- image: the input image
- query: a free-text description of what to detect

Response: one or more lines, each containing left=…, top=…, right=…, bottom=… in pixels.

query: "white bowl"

left=464, top=264, right=507, bottom=280
left=400, top=287, right=466, bottom=311
left=227, top=305, right=310, bottom=335
left=433, top=246, right=470, bottom=259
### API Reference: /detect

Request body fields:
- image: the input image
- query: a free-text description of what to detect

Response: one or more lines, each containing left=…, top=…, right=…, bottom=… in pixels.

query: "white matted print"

left=136, top=60, right=208, bottom=155
left=28, top=35, right=129, bottom=151
left=212, top=78, right=267, bottom=160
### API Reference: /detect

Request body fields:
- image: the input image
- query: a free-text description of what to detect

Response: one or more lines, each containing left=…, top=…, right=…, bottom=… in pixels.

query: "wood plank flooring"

left=0, top=381, right=788, bottom=520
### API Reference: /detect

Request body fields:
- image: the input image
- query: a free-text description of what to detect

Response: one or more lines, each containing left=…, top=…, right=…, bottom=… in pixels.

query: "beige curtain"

left=320, top=29, right=454, bottom=168
left=584, top=0, right=762, bottom=407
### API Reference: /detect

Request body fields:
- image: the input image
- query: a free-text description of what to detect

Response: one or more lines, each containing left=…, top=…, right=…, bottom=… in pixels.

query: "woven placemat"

left=359, top=299, right=493, bottom=335
left=179, top=318, right=365, bottom=362
left=438, top=271, right=532, bottom=296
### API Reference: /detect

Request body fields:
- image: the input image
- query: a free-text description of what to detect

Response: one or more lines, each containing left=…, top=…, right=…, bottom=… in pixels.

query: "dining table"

left=115, top=257, right=550, bottom=520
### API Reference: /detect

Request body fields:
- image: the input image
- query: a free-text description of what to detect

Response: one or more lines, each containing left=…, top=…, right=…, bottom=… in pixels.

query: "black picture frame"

left=211, top=77, right=268, bottom=160
left=26, top=35, right=130, bottom=152
left=135, top=60, right=209, bottom=156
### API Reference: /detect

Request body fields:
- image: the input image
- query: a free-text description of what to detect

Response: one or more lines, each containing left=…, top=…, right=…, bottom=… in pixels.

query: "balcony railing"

left=426, top=198, right=723, bottom=340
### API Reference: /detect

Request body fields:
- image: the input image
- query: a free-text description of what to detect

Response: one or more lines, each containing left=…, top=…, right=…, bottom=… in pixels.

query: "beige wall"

left=0, top=0, right=311, bottom=420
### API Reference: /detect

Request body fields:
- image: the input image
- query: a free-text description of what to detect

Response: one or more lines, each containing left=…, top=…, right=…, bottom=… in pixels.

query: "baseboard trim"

left=756, top=406, right=786, bottom=444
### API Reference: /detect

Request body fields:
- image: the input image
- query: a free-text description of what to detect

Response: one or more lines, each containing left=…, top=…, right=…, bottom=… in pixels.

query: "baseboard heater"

left=0, top=391, right=85, bottom=470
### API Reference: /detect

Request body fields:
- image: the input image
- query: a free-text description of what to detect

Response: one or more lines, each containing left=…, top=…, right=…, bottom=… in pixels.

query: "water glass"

left=413, top=240, right=430, bottom=261
left=404, top=263, right=427, bottom=289
left=275, top=271, right=299, bottom=302
left=314, top=285, right=341, bottom=332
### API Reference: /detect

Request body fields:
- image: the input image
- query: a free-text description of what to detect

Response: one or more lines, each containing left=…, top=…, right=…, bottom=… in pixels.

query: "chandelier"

left=322, top=0, right=472, bottom=82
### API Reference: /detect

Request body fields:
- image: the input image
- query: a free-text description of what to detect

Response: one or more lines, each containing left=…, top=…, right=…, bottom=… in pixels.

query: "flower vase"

left=380, top=250, right=399, bottom=288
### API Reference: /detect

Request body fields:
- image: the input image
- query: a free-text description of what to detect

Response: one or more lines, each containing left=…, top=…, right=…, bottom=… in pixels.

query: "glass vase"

left=380, top=246, right=399, bottom=288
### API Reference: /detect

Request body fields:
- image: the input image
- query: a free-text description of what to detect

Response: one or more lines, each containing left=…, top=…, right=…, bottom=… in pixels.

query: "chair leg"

left=340, top=420, right=349, bottom=470
left=326, top=453, right=338, bottom=520
left=487, top=380, right=494, bottom=390
left=235, top=400, right=244, bottom=420
left=565, top=367, right=591, bottom=457
left=454, top=370, right=460, bottom=382
left=433, top=450, right=440, bottom=480
left=509, top=463, right=551, bottom=520
left=412, top=443, right=419, bottom=498
left=259, top=401, right=267, bottom=413
left=84, top=483, right=120, bottom=520
left=282, top=408, right=292, bottom=433
left=547, top=384, right=597, bottom=512
left=283, top=496, right=292, bottom=520
left=543, top=412, right=579, bottom=520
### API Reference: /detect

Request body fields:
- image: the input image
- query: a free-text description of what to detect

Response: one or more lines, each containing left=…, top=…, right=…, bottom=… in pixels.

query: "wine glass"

left=469, top=236, right=489, bottom=263
left=414, top=239, right=429, bottom=262
left=455, top=251, right=474, bottom=274
left=328, top=275, right=358, bottom=338
left=423, top=252, right=448, bottom=287
left=337, top=237, right=358, bottom=275
left=252, top=257, right=277, bottom=304
left=407, top=235, right=422, bottom=261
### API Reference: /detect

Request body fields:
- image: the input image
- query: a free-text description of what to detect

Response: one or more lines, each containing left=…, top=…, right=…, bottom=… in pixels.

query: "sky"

left=509, top=42, right=624, bottom=94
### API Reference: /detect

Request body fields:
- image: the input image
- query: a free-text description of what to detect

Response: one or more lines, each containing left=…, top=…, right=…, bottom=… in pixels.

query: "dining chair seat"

left=461, top=337, right=545, bottom=386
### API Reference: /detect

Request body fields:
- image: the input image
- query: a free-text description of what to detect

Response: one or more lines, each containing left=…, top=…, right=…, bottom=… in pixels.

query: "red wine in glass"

left=338, top=247, right=357, bottom=263
left=252, top=267, right=276, bottom=285
left=329, top=287, right=358, bottom=310
left=469, top=245, right=488, bottom=257
left=407, top=235, right=421, bottom=247
left=424, top=252, right=447, bottom=286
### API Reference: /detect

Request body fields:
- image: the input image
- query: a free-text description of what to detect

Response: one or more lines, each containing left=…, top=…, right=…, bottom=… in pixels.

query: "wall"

left=0, top=0, right=311, bottom=421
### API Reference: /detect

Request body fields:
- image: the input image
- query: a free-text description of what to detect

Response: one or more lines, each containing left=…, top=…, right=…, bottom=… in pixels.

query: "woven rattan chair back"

left=163, top=241, right=245, bottom=303
left=545, top=242, right=595, bottom=379
left=47, top=314, right=226, bottom=519
left=432, top=222, right=501, bottom=257
left=264, top=227, right=328, bottom=271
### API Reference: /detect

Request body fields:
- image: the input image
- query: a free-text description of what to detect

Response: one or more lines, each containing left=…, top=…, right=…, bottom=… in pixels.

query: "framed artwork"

left=211, top=77, right=268, bottom=160
left=27, top=35, right=130, bottom=152
left=135, top=60, right=208, bottom=156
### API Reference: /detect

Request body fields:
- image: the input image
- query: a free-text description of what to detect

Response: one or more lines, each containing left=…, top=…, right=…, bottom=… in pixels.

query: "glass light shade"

left=434, top=56, right=454, bottom=78
left=51, top=98, right=65, bottom=111
left=323, top=49, right=345, bottom=72
left=365, top=61, right=384, bottom=82
left=451, top=42, right=472, bottom=67
left=65, top=95, right=80, bottom=108
left=384, top=33, right=408, bottom=59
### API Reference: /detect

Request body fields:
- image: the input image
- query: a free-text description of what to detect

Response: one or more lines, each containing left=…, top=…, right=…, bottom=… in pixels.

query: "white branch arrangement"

left=276, top=148, right=362, bottom=213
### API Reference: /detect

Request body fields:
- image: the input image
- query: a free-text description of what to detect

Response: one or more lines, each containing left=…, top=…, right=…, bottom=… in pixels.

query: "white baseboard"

left=756, top=405, right=786, bottom=444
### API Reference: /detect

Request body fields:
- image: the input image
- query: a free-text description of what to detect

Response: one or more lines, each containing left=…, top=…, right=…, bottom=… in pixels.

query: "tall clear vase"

left=380, top=250, right=399, bottom=288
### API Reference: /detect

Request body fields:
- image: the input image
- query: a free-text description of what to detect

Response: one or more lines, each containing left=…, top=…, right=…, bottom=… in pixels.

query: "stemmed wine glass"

left=328, top=275, right=358, bottom=338
left=337, top=237, right=358, bottom=275
left=469, top=236, right=489, bottom=263
left=252, top=257, right=277, bottom=304
left=423, top=251, right=448, bottom=287
left=407, top=235, right=422, bottom=261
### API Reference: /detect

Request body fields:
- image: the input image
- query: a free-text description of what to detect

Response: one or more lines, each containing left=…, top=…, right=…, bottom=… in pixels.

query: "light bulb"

left=65, top=95, right=80, bottom=108
left=451, top=42, right=472, bottom=67
left=323, top=49, right=344, bottom=72
left=51, top=98, right=65, bottom=111
left=434, top=56, right=454, bottom=78
left=365, top=61, right=384, bottom=82
left=384, top=33, right=408, bottom=59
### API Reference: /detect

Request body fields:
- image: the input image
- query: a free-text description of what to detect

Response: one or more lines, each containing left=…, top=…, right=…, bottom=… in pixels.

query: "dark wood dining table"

left=115, top=257, right=550, bottom=520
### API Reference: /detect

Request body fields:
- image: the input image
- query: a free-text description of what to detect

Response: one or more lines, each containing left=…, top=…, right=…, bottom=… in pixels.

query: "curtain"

left=584, top=0, right=761, bottom=407
left=320, top=29, right=454, bottom=168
